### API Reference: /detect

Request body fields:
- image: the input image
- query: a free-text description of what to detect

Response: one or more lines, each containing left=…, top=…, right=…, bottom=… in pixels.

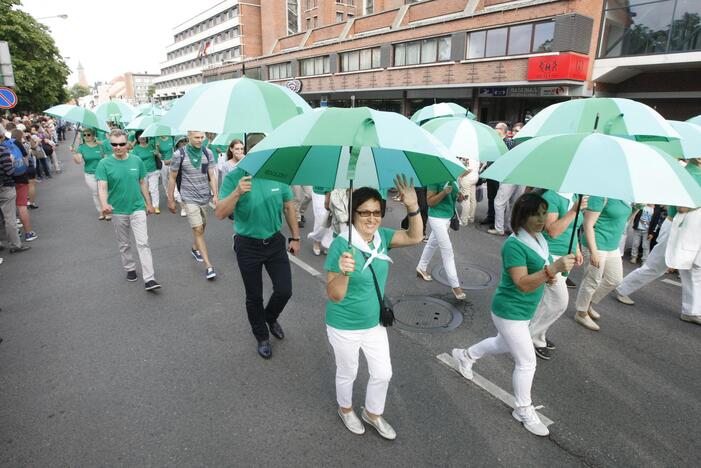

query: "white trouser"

left=617, top=219, right=671, bottom=297
left=293, top=185, right=312, bottom=221
left=83, top=173, right=102, bottom=214
left=468, top=313, right=536, bottom=408
left=161, top=165, right=180, bottom=203
left=494, top=184, right=524, bottom=233
left=458, top=181, right=477, bottom=225
left=575, top=249, right=623, bottom=311
left=529, top=255, right=569, bottom=348
left=326, top=325, right=392, bottom=415
left=418, top=217, right=460, bottom=288
left=111, top=210, right=155, bottom=282
left=307, top=192, right=332, bottom=248
left=630, top=230, right=650, bottom=261
left=146, top=171, right=160, bottom=207
left=679, top=266, right=701, bottom=316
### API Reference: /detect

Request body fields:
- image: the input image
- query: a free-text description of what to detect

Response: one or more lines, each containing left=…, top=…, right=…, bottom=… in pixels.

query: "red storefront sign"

left=527, top=53, right=589, bottom=81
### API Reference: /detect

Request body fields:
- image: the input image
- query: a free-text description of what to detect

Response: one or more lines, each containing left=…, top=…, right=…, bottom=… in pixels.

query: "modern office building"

left=201, top=0, right=606, bottom=124
left=593, top=0, right=701, bottom=119
left=124, top=72, right=160, bottom=105
left=154, top=0, right=254, bottom=102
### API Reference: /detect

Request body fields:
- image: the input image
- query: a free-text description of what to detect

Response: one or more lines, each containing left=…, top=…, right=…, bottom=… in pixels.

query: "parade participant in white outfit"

left=308, top=186, right=333, bottom=255
left=457, top=155, right=479, bottom=226
left=453, top=192, right=575, bottom=436
left=489, top=123, right=523, bottom=236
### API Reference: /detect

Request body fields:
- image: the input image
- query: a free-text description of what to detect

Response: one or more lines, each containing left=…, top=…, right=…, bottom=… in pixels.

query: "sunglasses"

left=355, top=210, right=382, bottom=218
left=83, top=133, right=93, bottom=137
left=111, top=142, right=127, bottom=147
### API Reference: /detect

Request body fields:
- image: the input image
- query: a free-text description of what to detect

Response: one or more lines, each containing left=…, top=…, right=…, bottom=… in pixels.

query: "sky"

left=19, top=0, right=212, bottom=85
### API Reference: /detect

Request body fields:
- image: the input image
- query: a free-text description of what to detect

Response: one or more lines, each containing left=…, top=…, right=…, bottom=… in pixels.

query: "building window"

left=341, top=48, right=381, bottom=71
left=365, top=0, right=374, bottom=14
left=300, top=56, right=331, bottom=76
left=532, top=22, right=555, bottom=52
left=313, top=16, right=318, bottom=27
left=305, top=0, right=318, bottom=9
left=467, top=21, right=555, bottom=59
left=394, top=36, right=451, bottom=66
left=336, top=12, right=344, bottom=22
left=307, top=17, right=311, bottom=29
left=269, top=62, right=293, bottom=80
left=288, top=0, right=300, bottom=34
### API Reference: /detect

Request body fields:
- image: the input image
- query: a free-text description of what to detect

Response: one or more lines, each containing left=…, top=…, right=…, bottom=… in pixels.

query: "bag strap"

left=362, top=252, right=385, bottom=308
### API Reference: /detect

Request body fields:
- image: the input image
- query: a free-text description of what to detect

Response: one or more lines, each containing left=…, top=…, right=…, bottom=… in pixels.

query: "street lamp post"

left=36, top=14, right=68, bottom=20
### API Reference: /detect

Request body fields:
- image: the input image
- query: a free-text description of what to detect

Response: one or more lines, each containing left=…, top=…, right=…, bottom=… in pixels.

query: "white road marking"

left=436, top=353, right=554, bottom=427
left=662, top=278, right=682, bottom=287
left=288, top=253, right=321, bottom=277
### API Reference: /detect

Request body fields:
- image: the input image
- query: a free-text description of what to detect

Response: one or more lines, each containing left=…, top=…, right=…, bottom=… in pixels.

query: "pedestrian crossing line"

left=288, top=253, right=322, bottom=277
left=662, top=278, right=682, bottom=287
left=436, top=353, right=554, bottom=427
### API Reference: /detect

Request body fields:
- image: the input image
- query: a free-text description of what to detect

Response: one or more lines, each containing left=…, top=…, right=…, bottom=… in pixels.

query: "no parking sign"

left=0, top=87, right=18, bottom=109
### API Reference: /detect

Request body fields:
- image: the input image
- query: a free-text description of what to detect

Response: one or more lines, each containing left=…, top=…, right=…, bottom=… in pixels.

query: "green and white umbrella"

left=515, top=98, right=680, bottom=142
left=642, top=120, right=701, bottom=159
left=482, top=133, right=701, bottom=208
left=158, top=77, right=311, bottom=134
left=238, top=107, right=462, bottom=189
left=211, top=132, right=245, bottom=153
left=136, top=104, right=166, bottom=117
left=44, top=104, right=110, bottom=132
left=421, top=116, right=508, bottom=162
left=126, top=114, right=160, bottom=131
left=94, top=101, right=137, bottom=124
left=411, top=102, right=476, bottom=126
left=141, top=122, right=180, bottom=138
left=686, top=115, right=701, bottom=126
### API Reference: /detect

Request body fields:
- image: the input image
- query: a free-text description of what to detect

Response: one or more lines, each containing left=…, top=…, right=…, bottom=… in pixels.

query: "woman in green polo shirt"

left=574, top=196, right=633, bottom=331
left=452, top=193, right=574, bottom=437
left=416, top=180, right=466, bottom=300
left=131, top=133, right=161, bottom=214
left=71, top=129, right=107, bottom=220
left=325, top=177, right=423, bottom=440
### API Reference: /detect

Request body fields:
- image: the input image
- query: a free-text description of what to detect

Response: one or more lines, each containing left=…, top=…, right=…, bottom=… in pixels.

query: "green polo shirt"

left=324, top=227, right=396, bottom=330
left=77, top=143, right=104, bottom=174
left=156, top=136, right=175, bottom=161
left=427, top=181, right=458, bottom=219
left=586, top=197, right=632, bottom=251
left=668, top=163, right=701, bottom=218
left=492, top=236, right=552, bottom=321
left=132, top=143, right=157, bottom=173
left=94, top=155, right=147, bottom=215
left=220, top=168, right=294, bottom=239
left=97, top=130, right=114, bottom=156
left=313, top=186, right=328, bottom=195
left=541, top=191, right=582, bottom=256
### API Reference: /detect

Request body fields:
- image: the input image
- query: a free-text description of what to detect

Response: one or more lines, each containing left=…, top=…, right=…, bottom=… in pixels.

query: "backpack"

left=175, top=147, right=211, bottom=192
left=2, top=139, right=27, bottom=176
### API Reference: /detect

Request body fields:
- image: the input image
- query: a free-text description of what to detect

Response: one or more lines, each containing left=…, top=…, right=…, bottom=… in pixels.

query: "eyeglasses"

left=83, top=134, right=92, bottom=137
left=111, top=142, right=127, bottom=147
left=355, top=210, right=382, bottom=218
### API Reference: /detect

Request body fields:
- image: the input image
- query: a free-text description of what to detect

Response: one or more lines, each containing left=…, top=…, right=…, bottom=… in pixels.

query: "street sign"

left=0, top=86, right=17, bottom=109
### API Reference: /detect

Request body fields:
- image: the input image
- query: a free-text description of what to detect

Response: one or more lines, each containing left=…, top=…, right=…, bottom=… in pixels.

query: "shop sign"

left=479, top=87, right=507, bottom=97
left=507, top=87, right=540, bottom=98
left=540, top=86, right=569, bottom=97
left=527, top=53, right=589, bottom=81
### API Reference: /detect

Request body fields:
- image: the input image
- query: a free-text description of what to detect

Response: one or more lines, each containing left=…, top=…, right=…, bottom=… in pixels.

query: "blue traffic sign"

left=0, top=87, right=18, bottom=109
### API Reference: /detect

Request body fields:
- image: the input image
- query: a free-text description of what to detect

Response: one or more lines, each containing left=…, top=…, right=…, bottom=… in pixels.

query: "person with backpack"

left=71, top=129, right=108, bottom=220
left=1, top=128, right=36, bottom=242
left=0, top=143, right=30, bottom=253
left=167, top=131, right=219, bottom=280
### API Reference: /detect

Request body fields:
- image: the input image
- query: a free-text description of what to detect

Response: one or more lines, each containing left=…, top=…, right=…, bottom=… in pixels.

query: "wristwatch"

left=288, top=237, right=300, bottom=243
left=407, top=209, right=421, bottom=217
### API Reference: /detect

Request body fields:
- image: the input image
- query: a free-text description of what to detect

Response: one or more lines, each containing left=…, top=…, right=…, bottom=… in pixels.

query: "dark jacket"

left=0, top=146, right=16, bottom=187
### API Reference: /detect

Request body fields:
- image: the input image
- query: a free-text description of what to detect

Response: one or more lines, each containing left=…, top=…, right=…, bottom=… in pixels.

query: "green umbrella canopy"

left=515, top=98, right=680, bottom=142
left=237, top=107, right=463, bottom=189
left=641, top=120, right=701, bottom=159
left=411, top=102, right=476, bottom=126
left=158, top=76, right=312, bottom=134
left=421, top=116, right=508, bottom=163
left=94, top=101, right=137, bottom=124
left=482, top=133, right=701, bottom=208
left=141, top=122, right=180, bottom=138
left=126, top=114, right=161, bottom=131
left=687, top=115, right=701, bottom=126
left=135, top=104, right=166, bottom=118
left=44, top=104, right=110, bottom=132
left=211, top=132, right=245, bottom=152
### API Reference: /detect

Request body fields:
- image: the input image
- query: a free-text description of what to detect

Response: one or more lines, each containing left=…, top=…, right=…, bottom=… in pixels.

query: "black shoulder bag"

left=363, top=253, right=395, bottom=327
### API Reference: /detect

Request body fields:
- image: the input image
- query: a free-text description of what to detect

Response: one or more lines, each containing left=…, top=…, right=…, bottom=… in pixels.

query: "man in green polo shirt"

left=216, top=166, right=300, bottom=359
left=96, top=129, right=161, bottom=291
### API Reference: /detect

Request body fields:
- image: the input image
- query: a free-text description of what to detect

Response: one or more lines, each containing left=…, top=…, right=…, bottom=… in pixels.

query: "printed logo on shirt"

left=130, top=168, right=138, bottom=171
left=271, top=188, right=280, bottom=192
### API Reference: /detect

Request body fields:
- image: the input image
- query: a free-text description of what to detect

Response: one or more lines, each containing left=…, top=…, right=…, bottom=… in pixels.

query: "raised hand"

left=393, top=174, right=418, bottom=210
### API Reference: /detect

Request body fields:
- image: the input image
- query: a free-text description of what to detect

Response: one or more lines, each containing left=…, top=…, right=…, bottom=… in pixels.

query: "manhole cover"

left=431, top=263, right=497, bottom=290
left=390, top=296, right=462, bottom=333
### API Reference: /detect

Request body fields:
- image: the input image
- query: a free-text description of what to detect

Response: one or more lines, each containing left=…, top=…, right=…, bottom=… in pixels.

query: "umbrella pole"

left=567, top=194, right=582, bottom=254
left=347, top=178, right=354, bottom=248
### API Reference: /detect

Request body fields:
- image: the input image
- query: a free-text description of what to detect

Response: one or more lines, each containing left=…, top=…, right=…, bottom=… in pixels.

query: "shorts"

left=15, top=183, right=29, bottom=207
left=183, top=203, right=207, bottom=228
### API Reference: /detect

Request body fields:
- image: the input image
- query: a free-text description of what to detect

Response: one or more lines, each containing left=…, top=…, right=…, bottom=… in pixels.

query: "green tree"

left=68, top=83, right=91, bottom=101
left=146, top=84, right=156, bottom=100
left=0, top=0, right=70, bottom=112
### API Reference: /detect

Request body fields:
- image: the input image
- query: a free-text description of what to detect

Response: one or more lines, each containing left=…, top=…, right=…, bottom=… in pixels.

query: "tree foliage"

left=0, top=0, right=70, bottom=112
left=68, top=83, right=91, bottom=101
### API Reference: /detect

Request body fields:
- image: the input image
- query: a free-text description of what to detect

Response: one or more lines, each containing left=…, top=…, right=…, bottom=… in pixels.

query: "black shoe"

left=301, top=215, right=306, bottom=224
left=545, top=339, right=556, bottom=350
left=534, top=346, right=551, bottom=360
left=144, top=280, right=161, bottom=291
left=566, top=277, right=577, bottom=288
left=126, top=270, right=138, bottom=282
left=269, top=322, right=285, bottom=340
left=479, top=219, right=493, bottom=226
left=257, top=340, right=272, bottom=359
left=28, top=203, right=39, bottom=210
left=9, top=245, right=30, bottom=253
left=297, top=220, right=305, bottom=228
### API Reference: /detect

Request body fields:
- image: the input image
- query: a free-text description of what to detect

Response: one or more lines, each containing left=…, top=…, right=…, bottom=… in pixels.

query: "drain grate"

left=431, top=263, right=497, bottom=290
left=390, top=296, right=463, bottom=333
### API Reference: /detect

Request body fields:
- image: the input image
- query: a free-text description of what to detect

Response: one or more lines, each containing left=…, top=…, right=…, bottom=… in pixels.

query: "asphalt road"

left=1, top=137, right=699, bottom=467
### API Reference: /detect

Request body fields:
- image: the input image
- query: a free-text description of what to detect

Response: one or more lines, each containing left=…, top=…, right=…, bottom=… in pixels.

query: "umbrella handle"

left=347, top=179, right=354, bottom=248
left=567, top=194, right=582, bottom=254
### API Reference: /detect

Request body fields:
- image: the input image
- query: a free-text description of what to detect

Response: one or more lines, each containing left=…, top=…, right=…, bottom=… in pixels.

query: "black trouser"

left=57, top=127, right=66, bottom=140
left=486, top=179, right=500, bottom=224
left=234, top=232, right=292, bottom=341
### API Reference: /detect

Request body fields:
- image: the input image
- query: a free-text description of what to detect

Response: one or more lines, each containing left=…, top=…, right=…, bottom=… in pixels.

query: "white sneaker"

left=616, top=293, right=635, bottom=305
left=361, top=409, right=396, bottom=440
left=451, top=348, right=475, bottom=380
left=512, top=406, right=549, bottom=436
left=337, top=408, right=365, bottom=435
